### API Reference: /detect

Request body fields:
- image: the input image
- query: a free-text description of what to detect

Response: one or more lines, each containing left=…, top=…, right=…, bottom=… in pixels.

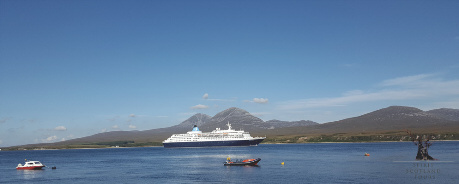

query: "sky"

left=1, top=0, right=459, bottom=147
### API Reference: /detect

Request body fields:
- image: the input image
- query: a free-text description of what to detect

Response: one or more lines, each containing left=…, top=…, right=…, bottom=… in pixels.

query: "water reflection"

left=169, top=154, right=252, bottom=159
left=17, top=169, right=44, bottom=180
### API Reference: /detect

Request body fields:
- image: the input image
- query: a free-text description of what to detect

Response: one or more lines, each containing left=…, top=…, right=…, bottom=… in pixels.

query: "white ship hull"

left=163, top=138, right=264, bottom=148
left=163, top=123, right=265, bottom=148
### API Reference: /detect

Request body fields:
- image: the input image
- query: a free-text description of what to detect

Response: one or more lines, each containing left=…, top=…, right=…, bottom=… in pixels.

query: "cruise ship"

left=163, top=122, right=265, bottom=148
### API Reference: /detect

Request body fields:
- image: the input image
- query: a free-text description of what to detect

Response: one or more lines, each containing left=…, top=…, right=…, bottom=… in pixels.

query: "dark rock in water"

left=415, top=140, right=436, bottom=160
left=52, top=166, right=56, bottom=169
left=407, top=130, right=436, bottom=161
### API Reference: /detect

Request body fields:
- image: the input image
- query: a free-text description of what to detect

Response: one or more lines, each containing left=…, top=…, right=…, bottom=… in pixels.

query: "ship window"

left=35, top=162, right=40, bottom=164
left=27, top=163, right=33, bottom=165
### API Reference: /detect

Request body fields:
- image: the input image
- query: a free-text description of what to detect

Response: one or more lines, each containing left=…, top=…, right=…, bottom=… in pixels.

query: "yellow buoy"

left=281, top=162, right=284, bottom=165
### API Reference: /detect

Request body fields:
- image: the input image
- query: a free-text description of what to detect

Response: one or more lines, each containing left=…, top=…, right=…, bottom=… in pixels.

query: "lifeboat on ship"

left=16, top=160, right=45, bottom=170
left=224, top=158, right=261, bottom=166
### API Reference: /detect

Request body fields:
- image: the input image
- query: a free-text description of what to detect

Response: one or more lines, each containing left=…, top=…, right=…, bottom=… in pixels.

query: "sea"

left=1, top=141, right=458, bottom=183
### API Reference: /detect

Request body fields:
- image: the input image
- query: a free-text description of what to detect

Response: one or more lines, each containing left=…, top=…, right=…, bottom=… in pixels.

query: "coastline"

left=262, top=140, right=459, bottom=144
left=3, top=140, right=459, bottom=151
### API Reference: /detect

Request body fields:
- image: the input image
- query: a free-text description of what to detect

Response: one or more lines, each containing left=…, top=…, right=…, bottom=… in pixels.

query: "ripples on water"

left=1, top=142, right=458, bottom=183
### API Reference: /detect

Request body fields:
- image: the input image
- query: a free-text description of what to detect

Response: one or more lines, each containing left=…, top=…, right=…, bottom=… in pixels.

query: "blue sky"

left=1, top=0, right=459, bottom=147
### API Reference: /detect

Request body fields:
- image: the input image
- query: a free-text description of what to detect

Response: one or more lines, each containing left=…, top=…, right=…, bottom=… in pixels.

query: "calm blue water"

left=1, top=142, right=458, bottom=183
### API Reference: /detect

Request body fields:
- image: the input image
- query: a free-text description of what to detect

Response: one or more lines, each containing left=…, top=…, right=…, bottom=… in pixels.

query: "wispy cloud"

left=432, top=98, right=459, bottom=109
left=107, top=116, right=120, bottom=122
left=279, top=90, right=424, bottom=109
left=129, top=125, right=137, bottom=129
left=253, top=98, right=269, bottom=104
left=202, top=93, right=236, bottom=102
left=180, top=112, right=196, bottom=116
left=207, top=98, right=236, bottom=102
left=250, top=112, right=270, bottom=117
left=244, top=98, right=269, bottom=104
left=54, top=126, right=67, bottom=131
left=278, top=73, right=459, bottom=110
left=0, top=118, right=9, bottom=124
left=129, top=114, right=136, bottom=118
left=191, top=104, right=209, bottom=109
left=42, top=135, right=58, bottom=142
left=379, top=73, right=436, bottom=87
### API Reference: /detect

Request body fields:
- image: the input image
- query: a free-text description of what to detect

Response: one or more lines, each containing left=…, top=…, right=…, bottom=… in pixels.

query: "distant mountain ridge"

left=425, top=108, right=459, bottom=121
left=262, top=106, right=459, bottom=136
left=5, top=106, right=459, bottom=149
left=265, top=119, right=318, bottom=129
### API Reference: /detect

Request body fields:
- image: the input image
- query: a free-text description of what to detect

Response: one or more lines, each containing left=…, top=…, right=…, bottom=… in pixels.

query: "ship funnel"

left=192, top=125, right=200, bottom=131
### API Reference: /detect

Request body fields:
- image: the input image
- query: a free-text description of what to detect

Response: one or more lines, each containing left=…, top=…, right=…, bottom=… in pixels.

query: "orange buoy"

left=364, top=153, right=370, bottom=156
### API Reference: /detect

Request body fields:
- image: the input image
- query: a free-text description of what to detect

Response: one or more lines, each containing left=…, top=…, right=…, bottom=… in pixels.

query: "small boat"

left=224, top=158, right=261, bottom=166
left=364, top=153, right=370, bottom=156
left=16, top=160, right=45, bottom=170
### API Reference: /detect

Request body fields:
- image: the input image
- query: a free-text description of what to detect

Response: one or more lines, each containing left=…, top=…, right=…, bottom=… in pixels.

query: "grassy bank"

left=3, top=132, right=458, bottom=151
left=263, top=132, right=459, bottom=143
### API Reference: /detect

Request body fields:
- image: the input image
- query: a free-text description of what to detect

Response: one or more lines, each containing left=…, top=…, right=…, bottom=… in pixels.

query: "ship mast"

left=227, top=122, right=232, bottom=130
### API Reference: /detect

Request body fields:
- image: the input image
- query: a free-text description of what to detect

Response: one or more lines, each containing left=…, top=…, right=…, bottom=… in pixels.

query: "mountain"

left=196, top=107, right=319, bottom=133
left=265, top=119, right=318, bottom=129
left=426, top=108, right=459, bottom=121
left=262, top=106, right=459, bottom=136
left=198, top=107, right=268, bottom=132
left=6, top=106, right=459, bottom=149
left=174, top=113, right=212, bottom=129
left=37, top=114, right=212, bottom=147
